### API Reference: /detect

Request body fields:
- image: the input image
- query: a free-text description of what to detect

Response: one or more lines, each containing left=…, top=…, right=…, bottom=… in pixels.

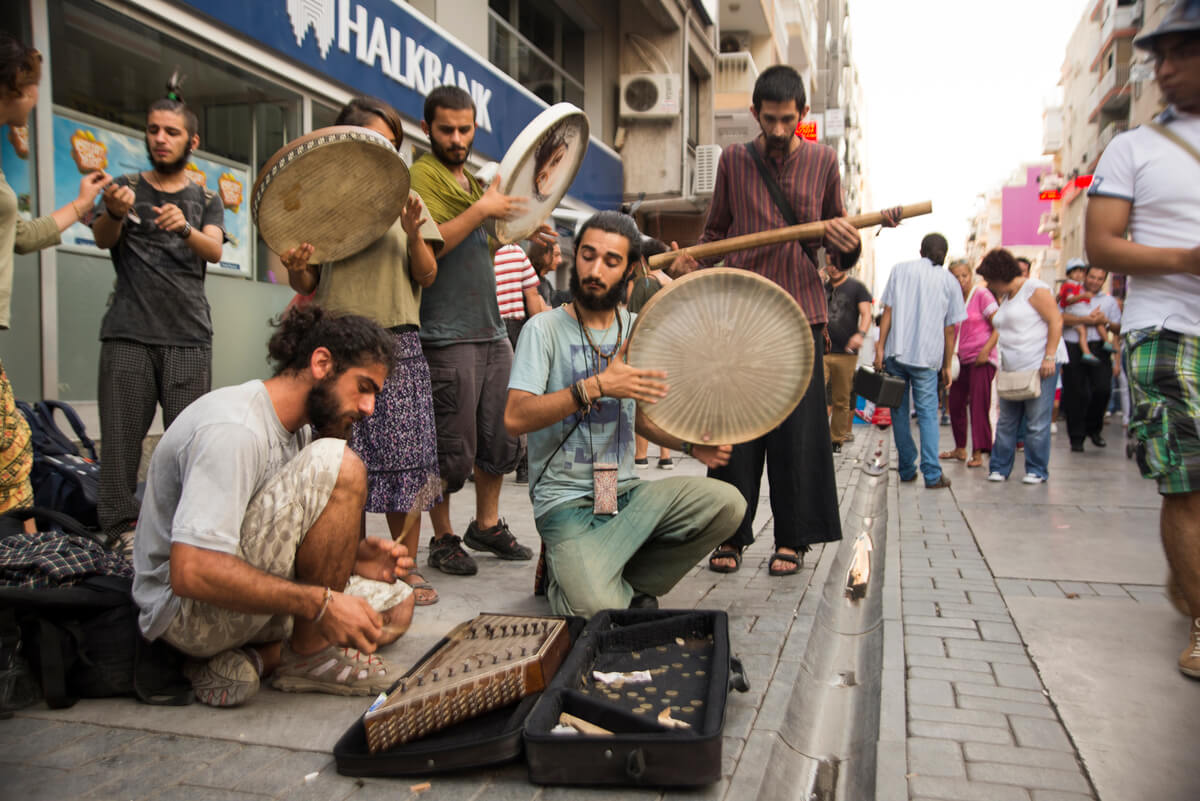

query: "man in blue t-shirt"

left=505, top=211, right=745, bottom=617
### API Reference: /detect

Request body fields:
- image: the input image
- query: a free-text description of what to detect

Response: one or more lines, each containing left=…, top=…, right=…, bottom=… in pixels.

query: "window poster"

left=52, top=108, right=252, bottom=277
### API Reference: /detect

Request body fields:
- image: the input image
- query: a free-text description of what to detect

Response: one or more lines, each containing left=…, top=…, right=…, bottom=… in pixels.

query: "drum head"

left=252, top=126, right=410, bottom=263
left=628, top=268, right=813, bottom=445
left=492, top=103, right=588, bottom=244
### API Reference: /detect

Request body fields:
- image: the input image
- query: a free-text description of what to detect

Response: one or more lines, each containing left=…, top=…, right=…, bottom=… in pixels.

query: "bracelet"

left=1042, top=355, right=1055, bottom=362
left=312, top=587, right=333, bottom=624
left=72, top=199, right=86, bottom=220
left=594, top=374, right=604, bottom=398
left=178, top=221, right=192, bottom=239
left=577, top=378, right=592, bottom=410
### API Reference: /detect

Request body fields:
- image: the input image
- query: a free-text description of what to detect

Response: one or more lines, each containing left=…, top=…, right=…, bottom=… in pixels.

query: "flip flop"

left=939, top=450, right=966, bottom=461
left=708, top=544, right=742, bottom=574
left=768, top=551, right=801, bottom=577
left=403, top=573, right=439, bottom=606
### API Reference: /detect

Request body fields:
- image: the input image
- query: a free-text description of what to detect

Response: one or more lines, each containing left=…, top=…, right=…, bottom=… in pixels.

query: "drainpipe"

left=681, top=4, right=690, bottom=199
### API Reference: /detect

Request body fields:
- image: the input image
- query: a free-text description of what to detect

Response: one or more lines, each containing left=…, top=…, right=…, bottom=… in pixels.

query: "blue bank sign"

left=179, top=0, right=622, bottom=210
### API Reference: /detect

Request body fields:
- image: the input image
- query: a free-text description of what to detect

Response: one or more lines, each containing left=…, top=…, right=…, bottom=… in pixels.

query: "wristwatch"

left=178, top=222, right=192, bottom=239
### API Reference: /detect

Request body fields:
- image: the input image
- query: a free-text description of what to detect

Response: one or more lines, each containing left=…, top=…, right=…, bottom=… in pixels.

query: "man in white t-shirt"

left=1085, top=0, right=1200, bottom=679
left=1060, top=265, right=1122, bottom=451
left=132, top=307, right=415, bottom=706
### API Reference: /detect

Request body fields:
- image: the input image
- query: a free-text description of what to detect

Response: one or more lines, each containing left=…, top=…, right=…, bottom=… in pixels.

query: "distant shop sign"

left=177, top=0, right=622, bottom=209
left=796, top=113, right=823, bottom=143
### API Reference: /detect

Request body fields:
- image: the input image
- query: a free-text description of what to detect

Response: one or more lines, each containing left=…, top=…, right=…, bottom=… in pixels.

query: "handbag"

left=996, top=369, right=1041, bottom=401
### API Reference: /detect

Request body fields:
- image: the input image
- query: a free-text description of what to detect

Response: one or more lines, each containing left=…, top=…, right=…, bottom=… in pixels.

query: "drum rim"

left=493, top=103, right=589, bottom=244
left=251, top=125, right=410, bottom=260
left=628, top=267, right=812, bottom=444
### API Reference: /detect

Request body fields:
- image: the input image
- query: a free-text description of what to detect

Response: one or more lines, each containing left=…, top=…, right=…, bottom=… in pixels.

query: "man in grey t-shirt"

left=92, top=94, right=225, bottom=544
left=132, top=307, right=414, bottom=708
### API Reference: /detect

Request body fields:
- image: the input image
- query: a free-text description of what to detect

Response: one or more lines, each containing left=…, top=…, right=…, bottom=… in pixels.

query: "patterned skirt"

left=0, top=359, right=33, bottom=515
left=349, top=329, right=441, bottom=513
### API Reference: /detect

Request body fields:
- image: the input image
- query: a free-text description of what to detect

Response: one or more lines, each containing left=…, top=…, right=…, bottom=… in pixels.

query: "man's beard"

left=570, top=269, right=626, bottom=311
left=430, top=136, right=470, bottom=167
left=763, top=133, right=792, bottom=153
left=306, top=375, right=360, bottom=438
left=145, top=140, right=192, bottom=175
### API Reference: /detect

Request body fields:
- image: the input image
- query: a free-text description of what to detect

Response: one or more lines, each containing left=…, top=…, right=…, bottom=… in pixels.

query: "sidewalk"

left=890, top=418, right=1198, bottom=801
left=0, top=447, right=864, bottom=801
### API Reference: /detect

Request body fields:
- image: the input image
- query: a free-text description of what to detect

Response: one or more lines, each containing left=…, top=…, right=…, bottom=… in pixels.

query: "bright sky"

left=848, top=0, right=1092, bottom=293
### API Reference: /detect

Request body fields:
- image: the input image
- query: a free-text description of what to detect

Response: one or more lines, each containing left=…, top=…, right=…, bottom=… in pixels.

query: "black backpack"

left=16, top=400, right=101, bottom=532
left=0, top=507, right=191, bottom=712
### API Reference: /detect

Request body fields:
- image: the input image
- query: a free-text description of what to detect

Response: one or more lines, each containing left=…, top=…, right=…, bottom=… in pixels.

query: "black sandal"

left=768, top=551, right=801, bottom=577
left=708, top=544, right=742, bottom=574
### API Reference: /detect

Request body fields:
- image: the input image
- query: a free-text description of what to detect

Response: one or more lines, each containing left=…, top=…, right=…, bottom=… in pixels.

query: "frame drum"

left=490, top=103, right=588, bottom=244
left=627, top=268, right=813, bottom=445
left=252, top=126, right=410, bottom=263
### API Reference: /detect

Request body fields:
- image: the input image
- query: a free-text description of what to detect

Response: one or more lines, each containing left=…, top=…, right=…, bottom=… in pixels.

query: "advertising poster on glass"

left=52, top=107, right=252, bottom=277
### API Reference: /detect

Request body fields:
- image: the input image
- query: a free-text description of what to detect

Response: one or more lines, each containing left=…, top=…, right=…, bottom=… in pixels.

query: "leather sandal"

left=708, top=544, right=742, bottom=573
left=403, top=572, right=439, bottom=606
left=768, top=551, right=802, bottom=577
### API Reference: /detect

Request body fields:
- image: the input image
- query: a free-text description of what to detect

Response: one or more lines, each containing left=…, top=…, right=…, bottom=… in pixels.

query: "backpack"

left=16, top=399, right=101, bottom=532
left=0, top=507, right=191, bottom=711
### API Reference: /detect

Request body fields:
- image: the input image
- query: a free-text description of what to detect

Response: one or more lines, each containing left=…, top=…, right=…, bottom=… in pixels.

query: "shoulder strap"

left=36, top=401, right=98, bottom=461
left=744, top=142, right=798, bottom=226
left=1145, top=122, right=1200, bottom=167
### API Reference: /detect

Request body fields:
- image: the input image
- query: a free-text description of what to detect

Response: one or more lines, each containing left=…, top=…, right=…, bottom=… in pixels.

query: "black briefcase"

left=853, top=366, right=906, bottom=408
left=332, top=609, right=747, bottom=787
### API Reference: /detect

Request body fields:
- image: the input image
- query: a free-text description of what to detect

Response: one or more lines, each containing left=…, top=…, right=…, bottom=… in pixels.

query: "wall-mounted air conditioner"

left=619, top=73, right=681, bottom=120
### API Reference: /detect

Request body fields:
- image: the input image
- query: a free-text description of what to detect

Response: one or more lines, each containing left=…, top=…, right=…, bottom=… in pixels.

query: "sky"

left=848, top=0, right=1092, bottom=293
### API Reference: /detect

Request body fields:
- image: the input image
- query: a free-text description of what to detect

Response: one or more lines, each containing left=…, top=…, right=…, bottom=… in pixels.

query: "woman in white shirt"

left=976, top=249, right=1066, bottom=484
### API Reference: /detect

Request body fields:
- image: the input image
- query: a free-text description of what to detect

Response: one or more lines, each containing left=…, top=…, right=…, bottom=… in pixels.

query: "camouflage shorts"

left=1125, top=328, right=1200, bottom=496
left=163, top=438, right=345, bottom=658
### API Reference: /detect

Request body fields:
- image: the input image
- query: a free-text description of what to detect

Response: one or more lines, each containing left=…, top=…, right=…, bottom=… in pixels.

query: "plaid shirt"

left=699, top=139, right=856, bottom=324
left=0, top=530, right=132, bottom=588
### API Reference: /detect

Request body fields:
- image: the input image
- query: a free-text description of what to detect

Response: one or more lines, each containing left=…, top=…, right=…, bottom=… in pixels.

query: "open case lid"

left=488, top=103, right=589, bottom=244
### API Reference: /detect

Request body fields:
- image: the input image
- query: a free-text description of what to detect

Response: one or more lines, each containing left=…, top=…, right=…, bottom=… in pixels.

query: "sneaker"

left=515, top=461, right=529, bottom=485
left=1051, top=422, right=1059, bottom=434
left=925, top=476, right=952, bottom=489
left=987, top=472, right=1006, bottom=482
left=270, top=642, right=394, bottom=696
left=1021, top=474, right=1046, bottom=485
left=1016, top=441, right=1025, bottom=451
left=428, top=533, right=478, bottom=575
left=831, top=442, right=843, bottom=454
left=184, top=648, right=261, bottom=707
left=464, top=519, right=533, bottom=561
left=1180, top=618, right=1200, bottom=679
left=940, top=413, right=951, bottom=426
left=657, top=457, right=675, bottom=470
left=635, top=457, right=650, bottom=469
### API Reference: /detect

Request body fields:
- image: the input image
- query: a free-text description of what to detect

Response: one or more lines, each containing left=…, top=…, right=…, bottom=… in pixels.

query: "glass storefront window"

left=49, top=0, right=302, bottom=284
left=488, top=0, right=585, bottom=107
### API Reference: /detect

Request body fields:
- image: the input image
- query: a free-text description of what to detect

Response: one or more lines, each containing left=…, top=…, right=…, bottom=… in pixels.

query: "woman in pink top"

left=940, top=260, right=999, bottom=468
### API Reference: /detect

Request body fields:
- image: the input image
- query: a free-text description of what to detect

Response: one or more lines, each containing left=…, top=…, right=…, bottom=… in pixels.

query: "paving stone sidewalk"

left=0, top=440, right=874, bottom=801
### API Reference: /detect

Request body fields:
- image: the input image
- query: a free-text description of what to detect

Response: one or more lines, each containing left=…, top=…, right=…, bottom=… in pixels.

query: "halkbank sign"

left=178, top=0, right=622, bottom=210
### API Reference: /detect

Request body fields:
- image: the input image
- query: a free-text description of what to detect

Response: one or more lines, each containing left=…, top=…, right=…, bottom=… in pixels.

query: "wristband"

left=312, top=587, right=333, bottom=623
left=594, top=374, right=604, bottom=398
left=178, top=221, right=192, bottom=239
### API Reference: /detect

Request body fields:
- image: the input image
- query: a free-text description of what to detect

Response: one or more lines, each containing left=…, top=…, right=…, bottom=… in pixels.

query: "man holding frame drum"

left=675, top=65, right=898, bottom=577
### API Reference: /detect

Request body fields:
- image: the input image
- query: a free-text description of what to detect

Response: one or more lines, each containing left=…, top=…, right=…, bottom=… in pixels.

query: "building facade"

left=0, top=0, right=717, bottom=431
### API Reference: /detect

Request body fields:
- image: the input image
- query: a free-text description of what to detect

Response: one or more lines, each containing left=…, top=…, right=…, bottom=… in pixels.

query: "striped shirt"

left=494, top=244, right=539, bottom=320
left=699, top=139, right=856, bottom=324
left=879, top=258, right=966, bottom=370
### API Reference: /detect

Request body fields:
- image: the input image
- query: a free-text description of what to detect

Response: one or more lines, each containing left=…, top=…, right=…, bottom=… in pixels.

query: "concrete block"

left=906, top=635, right=948, bottom=656
left=1029, top=791, right=1096, bottom=801
left=933, top=578, right=1001, bottom=592
left=910, top=704, right=1009, bottom=728
left=907, top=775, right=1030, bottom=801
left=946, top=640, right=1031, bottom=665
left=954, top=682, right=1049, bottom=706
left=1027, top=580, right=1067, bottom=598
left=906, top=625, right=981, bottom=641
left=907, top=737, right=965, bottom=778
left=1053, top=581, right=1098, bottom=596
left=958, top=694, right=1057, bottom=720
left=1010, top=716, right=1075, bottom=752
left=903, top=601, right=940, bottom=617
left=995, top=579, right=1035, bottom=596
left=906, top=615, right=980, bottom=630
left=908, top=652, right=995, bottom=674
left=909, top=666, right=996, bottom=685
left=965, top=591, right=1008, bottom=608
left=908, top=678, right=954, bottom=707
left=993, top=663, right=1044, bottom=691
left=903, top=589, right=971, bottom=603
left=967, top=762, right=1090, bottom=793
left=903, top=576, right=936, bottom=589
left=908, top=720, right=1013, bottom=746
left=932, top=603, right=1014, bottom=623
left=1087, top=582, right=1132, bottom=598
left=961, top=742, right=1080, bottom=771
left=978, top=621, right=1023, bottom=644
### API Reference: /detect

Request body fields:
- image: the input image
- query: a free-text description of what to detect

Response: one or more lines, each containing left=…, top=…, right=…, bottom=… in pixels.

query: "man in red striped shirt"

left=681, top=65, right=896, bottom=577
left=494, top=242, right=547, bottom=350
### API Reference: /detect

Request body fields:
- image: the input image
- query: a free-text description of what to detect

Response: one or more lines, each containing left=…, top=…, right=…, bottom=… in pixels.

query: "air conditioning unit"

left=619, top=73, right=681, bottom=120
left=693, top=144, right=721, bottom=196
